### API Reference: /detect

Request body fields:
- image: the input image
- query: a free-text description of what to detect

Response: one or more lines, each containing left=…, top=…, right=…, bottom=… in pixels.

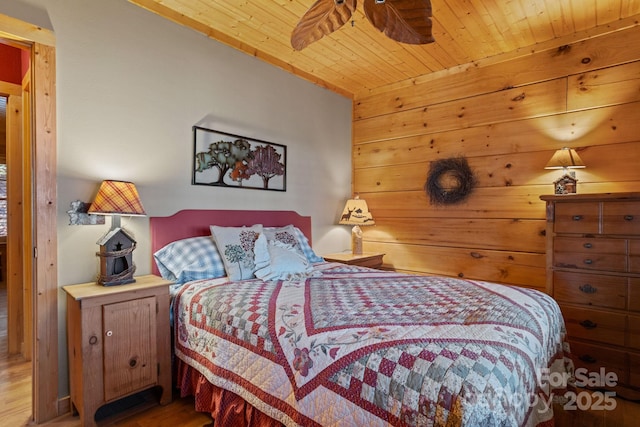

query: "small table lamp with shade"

left=338, top=195, right=375, bottom=255
left=544, top=147, right=586, bottom=194
left=88, top=180, right=146, bottom=286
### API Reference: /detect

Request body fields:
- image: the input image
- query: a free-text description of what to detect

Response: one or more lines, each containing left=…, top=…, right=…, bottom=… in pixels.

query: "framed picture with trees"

left=192, top=126, right=286, bottom=192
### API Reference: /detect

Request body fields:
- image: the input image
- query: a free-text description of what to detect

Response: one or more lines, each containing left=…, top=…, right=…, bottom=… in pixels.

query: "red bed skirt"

left=176, top=358, right=284, bottom=427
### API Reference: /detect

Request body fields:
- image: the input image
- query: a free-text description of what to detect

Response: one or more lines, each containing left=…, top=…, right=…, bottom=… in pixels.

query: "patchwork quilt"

left=174, top=263, right=571, bottom=427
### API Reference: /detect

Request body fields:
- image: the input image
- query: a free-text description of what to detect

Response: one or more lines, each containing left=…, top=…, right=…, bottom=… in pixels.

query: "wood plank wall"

left=352, top=26, right=640, bottom=293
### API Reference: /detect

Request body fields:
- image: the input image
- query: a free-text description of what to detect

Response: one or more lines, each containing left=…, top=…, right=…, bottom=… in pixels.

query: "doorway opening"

left=0, top=14, right=58, bottom=424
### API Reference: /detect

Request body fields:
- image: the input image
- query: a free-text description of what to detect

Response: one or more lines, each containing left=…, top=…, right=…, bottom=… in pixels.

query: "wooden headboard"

left=149, top=209, right=312, bottom=276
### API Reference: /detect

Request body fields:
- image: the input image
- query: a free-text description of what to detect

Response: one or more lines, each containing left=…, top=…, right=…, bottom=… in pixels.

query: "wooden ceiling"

left=130, top=0, right=640, bottom=99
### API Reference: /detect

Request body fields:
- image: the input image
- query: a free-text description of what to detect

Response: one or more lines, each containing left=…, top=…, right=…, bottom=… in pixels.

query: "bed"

left=150, top=209, right=572, bottom=427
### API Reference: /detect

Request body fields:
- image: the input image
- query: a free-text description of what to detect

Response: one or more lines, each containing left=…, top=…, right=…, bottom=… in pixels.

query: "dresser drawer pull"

left=624, top=215, right=634, bottom=221
left=583, top=259, right=593, bottom=265
left=579, top=354, right=597, bottom=364
left=579, top=319, right=598, bottom=329
left=572, top=215, right=583, bottom=221
left=583, top=242, right=593, bottom=249
left=579, top=284, right=597, bottom=294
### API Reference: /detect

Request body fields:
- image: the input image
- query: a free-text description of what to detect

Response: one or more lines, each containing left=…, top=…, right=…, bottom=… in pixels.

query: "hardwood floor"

left=2, top=285, right=639, bottom=426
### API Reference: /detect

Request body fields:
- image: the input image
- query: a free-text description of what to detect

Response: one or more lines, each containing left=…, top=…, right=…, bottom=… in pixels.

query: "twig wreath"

left=425, top=157, right=477, bottom=205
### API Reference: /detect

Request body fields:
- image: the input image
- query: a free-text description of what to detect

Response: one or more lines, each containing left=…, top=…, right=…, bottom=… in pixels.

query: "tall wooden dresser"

left=540, top=193, right=640, bottom=397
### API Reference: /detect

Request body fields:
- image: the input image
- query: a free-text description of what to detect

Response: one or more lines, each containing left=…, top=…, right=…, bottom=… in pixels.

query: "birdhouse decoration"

left=553, top=174, right=578, bottom=195
left=96, top=228, right=137, bottom=286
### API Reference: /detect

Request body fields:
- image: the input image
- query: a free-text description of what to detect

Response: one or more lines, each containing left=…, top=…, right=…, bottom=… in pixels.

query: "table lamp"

left=544, top=147, right=585, bottom=194
left=88, top=180, right=146, bottom=285
left=339, top=195, right=375, bottom=255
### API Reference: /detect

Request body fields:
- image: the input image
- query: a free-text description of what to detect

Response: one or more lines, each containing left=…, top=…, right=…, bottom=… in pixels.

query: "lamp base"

left=99, top=276, right=136, bottom=287
left=553, top=173, right=578, bottom=195
left=351, top=225, right=363, bottom=255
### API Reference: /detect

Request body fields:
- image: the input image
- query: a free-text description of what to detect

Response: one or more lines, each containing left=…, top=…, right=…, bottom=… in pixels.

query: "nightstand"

left=323, top=252, right=385, bottom=269
left=63, top=274, right=173, bottom=427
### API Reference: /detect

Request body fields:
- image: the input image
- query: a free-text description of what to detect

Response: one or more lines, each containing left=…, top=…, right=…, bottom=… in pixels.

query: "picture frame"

left=192, top=126, right=287, bottom=192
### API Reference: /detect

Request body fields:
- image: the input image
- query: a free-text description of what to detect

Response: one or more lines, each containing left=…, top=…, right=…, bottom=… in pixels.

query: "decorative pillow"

left=210, top=224, right=263, bottom=280
left=153, top=236, right=226, bottom=285
left=264, top=225, right=324, bottom=263
left=254, top=233, right=315, bottom=281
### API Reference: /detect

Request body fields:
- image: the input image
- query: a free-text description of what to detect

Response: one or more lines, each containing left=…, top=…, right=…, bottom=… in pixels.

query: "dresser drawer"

left=629, top=315, right=640, bottom=350
left=629, top=240, right=640, bottom=273
left=554, top=237, right=627, bottom=271
left=554, top=237, right=625, bottom=254
left=569, top=341, right=628, bottom=385
left=553, top=271, right=627, bottom=309
left=630, top=278, right=640, bottom=312
left=553, top=253, right=627, bottom=272
left=630, top=353, right=640, bottom=387
left=561, top=306, right=625, bottom=346
left=554, top=202, right=600, bottom=234
left=603, top=202, right=640, bottom=235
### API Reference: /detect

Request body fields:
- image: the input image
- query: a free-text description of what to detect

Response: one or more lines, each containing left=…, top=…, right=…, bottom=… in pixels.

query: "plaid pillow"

left=153, top=236, right=226, bottom=284
left=264, top=225, right=324, bottom=263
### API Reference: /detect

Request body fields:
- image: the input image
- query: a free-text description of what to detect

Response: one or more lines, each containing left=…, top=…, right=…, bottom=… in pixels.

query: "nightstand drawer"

left=553, top=271, right=627, bottom=310
left=561, top=305, right=625, bottom=346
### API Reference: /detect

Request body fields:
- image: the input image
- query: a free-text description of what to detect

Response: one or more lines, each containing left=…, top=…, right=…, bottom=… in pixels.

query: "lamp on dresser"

left=339, top=195, right=375, bottom=255
left=544, top=147, right=586, bottom=195
left=88, top=180, right=146, bottom=286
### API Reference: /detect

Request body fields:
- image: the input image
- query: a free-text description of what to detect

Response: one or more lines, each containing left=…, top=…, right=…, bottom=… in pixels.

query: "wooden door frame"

left=1, top=13, right=58, bottom=424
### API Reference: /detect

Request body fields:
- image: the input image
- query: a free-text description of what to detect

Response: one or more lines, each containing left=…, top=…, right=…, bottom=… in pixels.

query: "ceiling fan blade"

left=363, top=0, right=434, bottom=45
left=291, top=0, right=357, bottom=50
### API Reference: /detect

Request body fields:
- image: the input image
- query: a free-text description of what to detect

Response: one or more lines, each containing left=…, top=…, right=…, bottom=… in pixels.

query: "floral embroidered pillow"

left=263, top=225, right=323, bottom=263
left=210, top=224, right=263, bottom=280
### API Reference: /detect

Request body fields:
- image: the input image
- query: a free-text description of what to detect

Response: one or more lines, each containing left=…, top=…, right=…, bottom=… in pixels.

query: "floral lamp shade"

left=339, top=195, right=375, bottom=255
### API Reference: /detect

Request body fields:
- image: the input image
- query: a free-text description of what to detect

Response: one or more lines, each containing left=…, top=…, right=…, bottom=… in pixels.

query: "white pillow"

left=254, top=234, right=314, bottom=281
left=210, top=224, right=263, bottom=280
left=263, top=225, right=324, bottom=263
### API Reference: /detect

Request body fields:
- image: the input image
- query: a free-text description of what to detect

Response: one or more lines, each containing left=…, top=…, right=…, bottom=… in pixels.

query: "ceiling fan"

left=291, top=0, right=434, bottom=51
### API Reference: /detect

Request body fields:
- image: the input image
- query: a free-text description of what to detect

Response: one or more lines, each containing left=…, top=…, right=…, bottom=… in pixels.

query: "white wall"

left=2, top=0, right=353, bottom=397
